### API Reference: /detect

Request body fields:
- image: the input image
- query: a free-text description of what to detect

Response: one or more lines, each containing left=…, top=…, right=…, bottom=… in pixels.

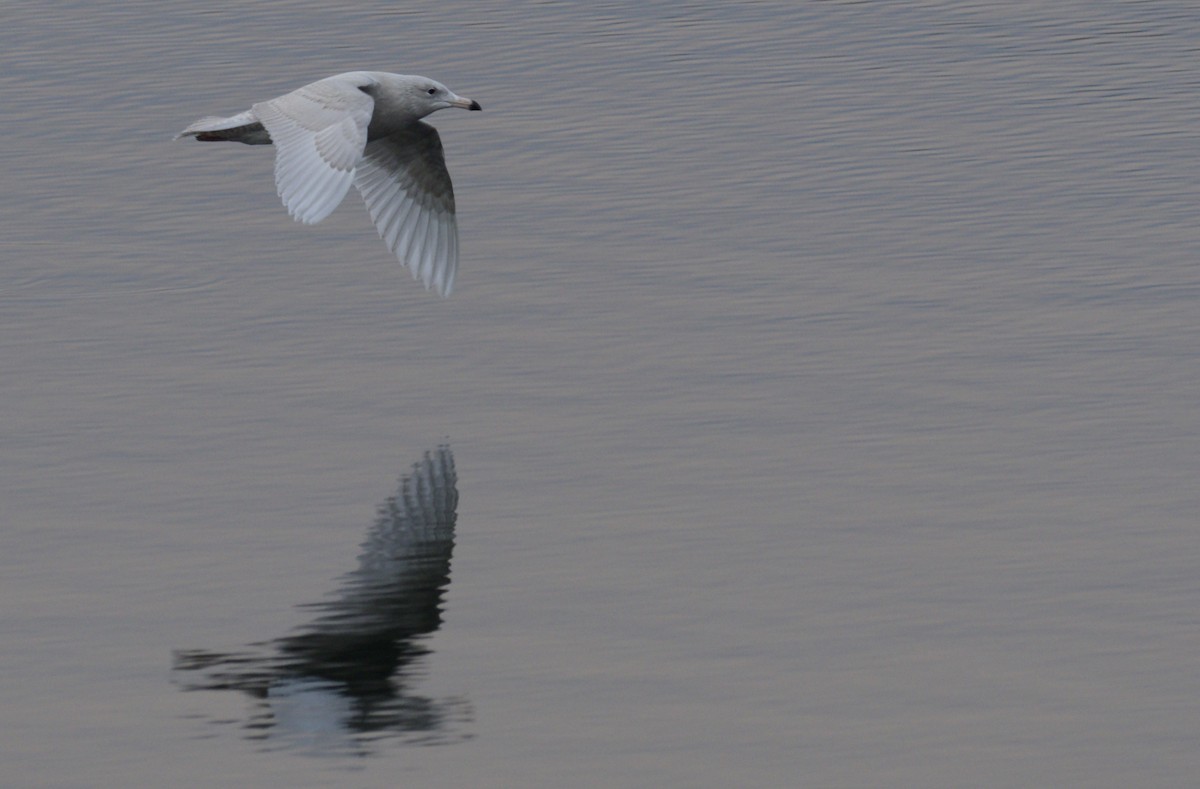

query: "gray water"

left=4, top=2, right=1200, bottom=787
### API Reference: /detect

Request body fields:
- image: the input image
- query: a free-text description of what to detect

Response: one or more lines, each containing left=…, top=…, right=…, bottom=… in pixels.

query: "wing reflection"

left=173, top=446, right=468, bottom=752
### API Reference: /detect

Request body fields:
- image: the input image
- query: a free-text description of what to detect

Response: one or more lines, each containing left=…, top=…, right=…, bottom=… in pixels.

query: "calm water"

left=4, top=2, right=1200, bottom=786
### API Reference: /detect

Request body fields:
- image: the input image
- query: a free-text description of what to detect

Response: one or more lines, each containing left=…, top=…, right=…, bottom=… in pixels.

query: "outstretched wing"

left=353, top=122, right=459, bottom=296
left=252, top=73, right=377, bottom=224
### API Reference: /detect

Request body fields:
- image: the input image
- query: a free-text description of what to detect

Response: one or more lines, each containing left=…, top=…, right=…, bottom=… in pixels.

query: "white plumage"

left=177, top=71, right=481, bottom=296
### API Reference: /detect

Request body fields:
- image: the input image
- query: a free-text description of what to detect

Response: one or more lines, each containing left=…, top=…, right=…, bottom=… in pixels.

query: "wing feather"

left=252, top=73, right=376, bottom=225
left=353, top=122, right=459, bottom=296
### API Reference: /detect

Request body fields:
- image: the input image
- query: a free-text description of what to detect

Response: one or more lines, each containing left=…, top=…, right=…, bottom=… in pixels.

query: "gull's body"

left=176, top=71, right=481, bottom=296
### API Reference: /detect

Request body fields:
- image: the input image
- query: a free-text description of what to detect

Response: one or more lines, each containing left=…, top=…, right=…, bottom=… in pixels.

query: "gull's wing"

left=252, top=73, right=377, bottom=224
left=353, top=122, right=459, bottom=296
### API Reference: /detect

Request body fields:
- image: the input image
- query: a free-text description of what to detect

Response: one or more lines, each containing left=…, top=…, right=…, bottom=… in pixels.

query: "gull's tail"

left=175, top=110, right=272, bottom=145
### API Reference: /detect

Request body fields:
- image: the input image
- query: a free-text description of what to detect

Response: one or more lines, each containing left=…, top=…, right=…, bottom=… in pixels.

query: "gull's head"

left=407, top=78, right=482, bottom=116
left=366, top=73, right=482, bottom=133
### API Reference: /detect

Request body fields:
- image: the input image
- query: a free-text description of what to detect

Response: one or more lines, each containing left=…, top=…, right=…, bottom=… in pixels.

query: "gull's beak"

left=449, top=95, right=483, bottom=111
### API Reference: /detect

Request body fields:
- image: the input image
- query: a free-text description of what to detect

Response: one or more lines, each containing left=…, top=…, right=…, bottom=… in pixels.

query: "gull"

left=177, top=71, right=482, bottom=296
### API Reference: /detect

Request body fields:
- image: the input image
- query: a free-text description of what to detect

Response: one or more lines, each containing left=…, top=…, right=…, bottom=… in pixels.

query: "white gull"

left=177, top=71, right=482, bottom=296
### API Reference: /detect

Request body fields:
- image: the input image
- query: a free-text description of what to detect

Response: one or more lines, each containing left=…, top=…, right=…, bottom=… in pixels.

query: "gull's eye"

left=427, top=87, right=438, bottom=95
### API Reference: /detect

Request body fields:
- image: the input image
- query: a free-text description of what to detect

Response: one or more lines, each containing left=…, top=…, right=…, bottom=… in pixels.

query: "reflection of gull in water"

left=173, top=446, right=467, bottom=753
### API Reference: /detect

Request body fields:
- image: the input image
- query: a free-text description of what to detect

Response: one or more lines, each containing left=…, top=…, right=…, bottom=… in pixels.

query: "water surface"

left=3, top=2, right=1200, bottom=787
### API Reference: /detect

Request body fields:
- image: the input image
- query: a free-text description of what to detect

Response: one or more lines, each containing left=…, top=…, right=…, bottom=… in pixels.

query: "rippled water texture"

left=3, top=2, right=1199, bottom=787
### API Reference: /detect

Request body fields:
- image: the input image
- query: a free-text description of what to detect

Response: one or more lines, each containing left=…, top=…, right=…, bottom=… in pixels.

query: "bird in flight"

left=177, top=71, right=482, bottom=296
